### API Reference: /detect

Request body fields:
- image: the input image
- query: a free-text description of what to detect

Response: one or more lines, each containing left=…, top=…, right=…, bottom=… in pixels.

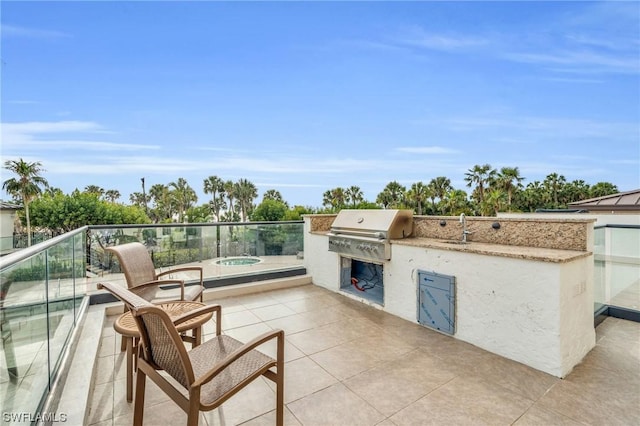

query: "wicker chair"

left=106, top=242, right=204, bottom=303
left=131, top=302, right=285, bottom=426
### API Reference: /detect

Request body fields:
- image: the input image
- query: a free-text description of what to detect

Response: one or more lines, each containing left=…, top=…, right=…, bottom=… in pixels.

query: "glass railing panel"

left=607, top=226, right=640, bottom=311
left=46, top=236, right=83, bottom=384
left=594, top=225, right=640, bottom=313
left=88, top=222, right=304, bottom=289
left=593, top=227, right=606, bottom=313
left=0, top=252, right=51, bottom=417
left=0, top=228, right=88, bottom=419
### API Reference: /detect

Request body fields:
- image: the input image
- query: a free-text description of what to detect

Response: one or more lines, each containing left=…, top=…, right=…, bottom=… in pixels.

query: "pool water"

left=216, top=257, right=262, bottom=266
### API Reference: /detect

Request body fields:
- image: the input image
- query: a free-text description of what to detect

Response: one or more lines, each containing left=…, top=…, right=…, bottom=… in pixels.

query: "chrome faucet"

left=460, top=213, right=471, bottom=243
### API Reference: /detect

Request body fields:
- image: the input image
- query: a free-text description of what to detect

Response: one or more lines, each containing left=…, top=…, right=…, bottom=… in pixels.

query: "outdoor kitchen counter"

left=391, top=237, right=591, bottom=263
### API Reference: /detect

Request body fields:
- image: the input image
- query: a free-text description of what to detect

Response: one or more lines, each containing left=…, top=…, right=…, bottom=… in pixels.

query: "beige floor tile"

left=238, top=406, right=301, bottom=426
left=288, top=383, right=385, bottom=426
left=111, top=375, right=173, bottom=419
left=344, top=349, right=457, bottom=417
left=575, top=339, right=640, bottom=378
left=469, top=351, right=559, bottom=401
left=276, top=356, right=338, bottom=403
left=222, top=310, right=263, bottom=331
left=348, top=333, right=417, bottom=362
left=223, top=322, right=305, bottom=363
left=310, top=340, right=381, bottom=381
left=383, top=321, right=451, bottom=348
left=283, top=296, right=335, bottom=313
left=302, top=306, right=350, bottom=326
left=98, top=334, right=117, bottom=358
left=203, top=378, right=279, bottom=426
left=238, top=293, right=280, bottom=309
left=112, top=399, right=208, bottom=425
left=537, top=366, right=640, bottom=425
left=513, top=405, right=584, bottom=426
left=86, top=381, right=114, bottom=424
left=265, top=313, right=320, bottom=335
left=87, top=287, right=640, bottom=426
left=389, top=376, right=533, bottom=425
left=251, top=303, right=297, bottom=321
left=286, top=324, right=346, bottom=355
left=418, top=334, right=495, bottom=373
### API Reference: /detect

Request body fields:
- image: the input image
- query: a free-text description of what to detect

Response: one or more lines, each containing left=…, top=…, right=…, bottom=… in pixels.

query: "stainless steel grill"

left=328, top=209, right=413, bottom=262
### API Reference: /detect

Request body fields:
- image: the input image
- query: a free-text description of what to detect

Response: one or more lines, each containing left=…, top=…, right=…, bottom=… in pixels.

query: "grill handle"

left=328, top=230, right=386, bottom=240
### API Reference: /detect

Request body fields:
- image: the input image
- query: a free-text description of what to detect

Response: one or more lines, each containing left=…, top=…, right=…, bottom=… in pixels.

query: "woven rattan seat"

left=106, top=242, right=204, bottom=303
left=132, top=302, right=284, bottom=426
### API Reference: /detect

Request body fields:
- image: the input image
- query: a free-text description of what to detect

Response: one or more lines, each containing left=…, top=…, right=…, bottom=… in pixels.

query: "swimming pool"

left=215, top=257, right=263, bottom=266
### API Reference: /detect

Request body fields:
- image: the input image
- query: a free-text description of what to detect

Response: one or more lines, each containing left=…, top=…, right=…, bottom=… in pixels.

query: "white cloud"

left=1, top=24, right=69, bottom=39
left=394, top=26, right=488, bottom=51
left=3, top=121, right=102, bottom=134
left=504, top=50, right=639, bottom=74
left=1, top=120, right=159, bottom=152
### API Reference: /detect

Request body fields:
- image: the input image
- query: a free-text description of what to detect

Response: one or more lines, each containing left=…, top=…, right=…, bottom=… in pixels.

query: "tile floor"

left=87, top=284, right=640, bottom=425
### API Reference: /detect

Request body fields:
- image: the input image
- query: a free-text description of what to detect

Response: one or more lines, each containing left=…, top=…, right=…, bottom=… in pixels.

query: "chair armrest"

left=192, top=329, right=284, bottom=387
left=173, top=304, right=222, bottom=336
left=97, top=281, right=152, bottom=309
left=157, top=266, right=204, bottom=284
left=132, top=279, right=186, bottom=300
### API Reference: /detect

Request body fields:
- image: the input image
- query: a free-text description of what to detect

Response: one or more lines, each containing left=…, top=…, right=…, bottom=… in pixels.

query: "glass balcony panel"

left=0, top=252, right=50, bottom=416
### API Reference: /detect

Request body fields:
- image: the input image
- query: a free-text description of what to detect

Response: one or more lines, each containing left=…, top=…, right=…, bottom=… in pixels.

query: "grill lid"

left=330, top=209, right=413, bottom=240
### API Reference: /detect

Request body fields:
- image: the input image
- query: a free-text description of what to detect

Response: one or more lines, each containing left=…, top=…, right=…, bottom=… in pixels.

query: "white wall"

left=0, top=209, right=17, bottom=251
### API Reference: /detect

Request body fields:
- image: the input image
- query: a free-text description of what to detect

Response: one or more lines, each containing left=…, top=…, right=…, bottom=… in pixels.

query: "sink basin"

left=443, top=240, right=468, bottom=245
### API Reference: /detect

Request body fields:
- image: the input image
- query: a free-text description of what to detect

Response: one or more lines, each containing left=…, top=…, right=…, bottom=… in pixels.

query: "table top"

left=114, top=300, right=212, bottom=337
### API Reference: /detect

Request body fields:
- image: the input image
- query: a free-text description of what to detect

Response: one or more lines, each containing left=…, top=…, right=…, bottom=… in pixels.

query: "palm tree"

left=104, top=189, right=121, bottom=203
left=428, top=176, right=452, bottom=213
left=543, top=173, right=566, bottom=208
left=263, top=189, right=287, bottom=205
left=345, top=186, right=364, bottom=208
left=495, top=167, right=524, bottom=211
left=564, top=180, right=590, bottom=205
left=322, top=187, right=346, bottom=211
left=147, top=184, right=172, bottom=222
left=464, top=164, right=495, bottom=204
left=129, top=191, right=146, bottom=208
left=441, top=189, right=469, bottom=216
left=235, top=178, right=258, bottom=222
left=169, top=178, right=197, bottom=222
left=406, top=182, right=429, bottom=215
left=481, top=189, right=507, bottom=216
left=223, top=180, right=236, bottom=220
left=203, top=175, right=225, bottom=221
left=2, top=159, right=49, bottom=246
left=84, top=185, right=104, bottom=197
left=589, top=182, right=618, bottom=198
left=377, top=181, right=406, bottom=209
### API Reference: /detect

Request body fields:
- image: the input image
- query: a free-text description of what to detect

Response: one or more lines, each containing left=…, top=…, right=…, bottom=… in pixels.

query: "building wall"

left=0, top=209, right=17, bottom=251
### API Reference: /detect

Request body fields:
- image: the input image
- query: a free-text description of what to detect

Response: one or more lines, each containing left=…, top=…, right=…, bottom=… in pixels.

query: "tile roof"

left=0, top=201, right=21, bottom=210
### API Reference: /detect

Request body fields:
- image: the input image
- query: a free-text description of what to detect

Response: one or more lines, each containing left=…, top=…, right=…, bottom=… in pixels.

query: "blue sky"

left=2, top=1, right=639, bottom=208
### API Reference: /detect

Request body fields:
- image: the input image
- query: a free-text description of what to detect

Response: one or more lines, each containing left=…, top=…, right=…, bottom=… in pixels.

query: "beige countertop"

left=391, top=237, right=592, bottom=263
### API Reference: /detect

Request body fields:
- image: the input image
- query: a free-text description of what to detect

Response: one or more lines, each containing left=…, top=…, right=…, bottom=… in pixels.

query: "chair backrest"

left=132, top=304, right=195, bottom=388
left=106, top=242, right=158, bottom=290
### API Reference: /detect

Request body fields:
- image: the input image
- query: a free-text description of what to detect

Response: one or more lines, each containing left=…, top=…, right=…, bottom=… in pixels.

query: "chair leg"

left=186, top=398, right=200, bottom=426
left=276, top=333, right=285, bottom=426
left=133, top=368, right=147, bottom=426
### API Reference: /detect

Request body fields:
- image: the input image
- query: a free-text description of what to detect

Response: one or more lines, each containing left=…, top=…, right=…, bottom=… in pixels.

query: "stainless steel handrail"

left=0, top=226, right=88, bottom=271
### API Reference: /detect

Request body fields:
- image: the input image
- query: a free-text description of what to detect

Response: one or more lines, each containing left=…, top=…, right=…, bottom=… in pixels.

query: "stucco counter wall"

left=386, top=242, right=594, bottom=378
